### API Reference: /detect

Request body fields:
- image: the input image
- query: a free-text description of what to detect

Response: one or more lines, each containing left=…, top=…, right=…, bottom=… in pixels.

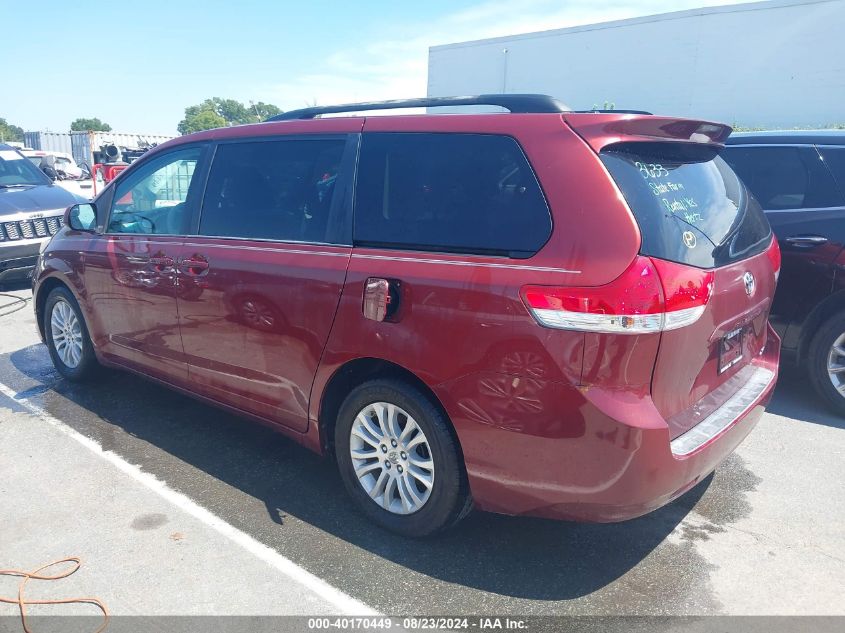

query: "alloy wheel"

left=826, top=332, right=845, bottom=397
left=50, top=299, right=83, bottom=369
left=349, top=402, right=435, bottom=515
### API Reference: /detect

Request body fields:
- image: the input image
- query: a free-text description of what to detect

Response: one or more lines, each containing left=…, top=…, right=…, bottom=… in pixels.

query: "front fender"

left=32, top=261, right=91, bottom=345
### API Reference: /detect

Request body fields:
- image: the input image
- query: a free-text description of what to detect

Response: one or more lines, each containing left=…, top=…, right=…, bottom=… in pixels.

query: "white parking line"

left=0, top=380, right=378, bottom=616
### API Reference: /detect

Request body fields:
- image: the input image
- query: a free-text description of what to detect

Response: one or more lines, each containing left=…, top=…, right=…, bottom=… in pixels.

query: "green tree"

left=212, top=98, right=254, bottom=125
left=0, top=117, right=24, bottom=142
left=177, top=109, right=227, bottom=135
left=250, top=101, right=281, bottom=120
left=70, top=117, right=112, bottom=132
left=177, top=97, right=283, bottom=135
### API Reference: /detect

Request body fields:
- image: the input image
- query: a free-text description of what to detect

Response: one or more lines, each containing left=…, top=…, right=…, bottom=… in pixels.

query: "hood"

left=0, top=184, right=83, bottom=217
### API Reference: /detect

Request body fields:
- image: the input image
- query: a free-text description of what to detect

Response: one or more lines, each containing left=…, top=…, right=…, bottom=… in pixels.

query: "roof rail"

left=573, top=109, right=653, bottom=115
left=267, top=94, right=570, bottom=121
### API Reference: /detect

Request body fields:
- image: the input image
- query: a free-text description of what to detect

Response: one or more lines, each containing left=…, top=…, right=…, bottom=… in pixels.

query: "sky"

left=1, top=0, right=745, bottom=135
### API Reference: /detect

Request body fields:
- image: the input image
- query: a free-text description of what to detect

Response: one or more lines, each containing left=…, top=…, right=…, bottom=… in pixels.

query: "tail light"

left=766, top=236, right=781, bottom=282
left=521, top=256, right=713, bottom=334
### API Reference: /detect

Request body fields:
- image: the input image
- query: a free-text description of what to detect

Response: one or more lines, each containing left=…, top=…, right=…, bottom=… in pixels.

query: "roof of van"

left=726, top=130, right=845, bottom=145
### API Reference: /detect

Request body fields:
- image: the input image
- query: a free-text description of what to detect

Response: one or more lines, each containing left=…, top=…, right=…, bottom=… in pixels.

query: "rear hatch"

left=566, top=115, right=778, bottom=437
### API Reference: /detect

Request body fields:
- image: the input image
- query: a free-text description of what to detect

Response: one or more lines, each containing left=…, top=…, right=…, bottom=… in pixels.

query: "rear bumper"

left=441, top=324, right=780, bottom=522
left=670, top=365, right=774, bottom=456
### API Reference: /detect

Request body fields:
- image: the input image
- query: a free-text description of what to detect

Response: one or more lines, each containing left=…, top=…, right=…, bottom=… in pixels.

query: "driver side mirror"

left=65, top=203, right=98, bottom=232
left=42, top=165, right=58, bottom=181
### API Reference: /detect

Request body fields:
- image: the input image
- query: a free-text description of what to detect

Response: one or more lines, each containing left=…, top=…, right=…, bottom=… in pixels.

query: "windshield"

left=600, top=142, right=772, bottom=268
left=0, top=149, right=51, bottom=187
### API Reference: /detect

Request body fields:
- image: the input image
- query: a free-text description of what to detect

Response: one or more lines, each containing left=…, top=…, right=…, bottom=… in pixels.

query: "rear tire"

left=44, top=286, right=99, bottom=381
left=807, top=312, right=845, bottom=417
left=334, top=379, right=471, bottom=537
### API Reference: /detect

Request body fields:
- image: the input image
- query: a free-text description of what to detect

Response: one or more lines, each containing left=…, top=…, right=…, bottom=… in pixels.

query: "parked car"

left=32, top=95, right=781, bottom=536
left=21, top=149, right=95, bottom=200
left=0, top=144, right=84, bottom=284
left=723, top=131, right=845, bottom=415
left=21, top=149, right=83, bottom=178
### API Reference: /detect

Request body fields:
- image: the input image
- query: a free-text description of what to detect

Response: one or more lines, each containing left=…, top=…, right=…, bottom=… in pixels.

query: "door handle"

left=783, top=235, right=828, bottom=247
left=178, top=254, right=210, bottom=276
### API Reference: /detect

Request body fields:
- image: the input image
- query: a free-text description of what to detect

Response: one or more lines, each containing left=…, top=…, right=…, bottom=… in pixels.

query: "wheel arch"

left=797, top=288, right=845, bottom=367
left=317, top=357, right=464, bottom=461
left=34, top=275, right=75, bottom=341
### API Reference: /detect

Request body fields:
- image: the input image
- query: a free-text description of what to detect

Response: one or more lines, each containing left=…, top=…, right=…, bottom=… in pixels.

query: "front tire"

left=334, top=379, right=471, bottom=537
left=44, top=286, right=99, bottom=381
left=807, top=312, right=845, bottom=416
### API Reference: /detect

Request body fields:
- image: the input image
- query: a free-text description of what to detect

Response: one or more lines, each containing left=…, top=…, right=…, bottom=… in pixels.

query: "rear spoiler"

left=562, top=113, right=732, bottom=153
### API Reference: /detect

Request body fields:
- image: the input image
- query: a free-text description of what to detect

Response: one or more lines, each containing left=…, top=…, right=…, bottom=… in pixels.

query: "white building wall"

left=427, top=0, right=845, bottom=127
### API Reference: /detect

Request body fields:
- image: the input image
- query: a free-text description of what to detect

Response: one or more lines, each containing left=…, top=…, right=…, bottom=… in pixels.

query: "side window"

left=354, top=133, right=551, bottom=257
left=721, top=146, right=843, bottom=210
left=109, top=147, right=202, bottom=235
left=818, top=147, right=845, bottom=200
left=199, top=138, right=346, bottom=243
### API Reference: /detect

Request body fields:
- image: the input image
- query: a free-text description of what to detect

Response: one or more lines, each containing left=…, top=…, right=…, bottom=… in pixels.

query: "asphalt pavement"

left=0, top=284, right=843, bottom=625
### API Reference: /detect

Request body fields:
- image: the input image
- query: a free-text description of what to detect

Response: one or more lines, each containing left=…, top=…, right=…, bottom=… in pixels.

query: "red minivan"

left=32, top=95, right=780, bottom=536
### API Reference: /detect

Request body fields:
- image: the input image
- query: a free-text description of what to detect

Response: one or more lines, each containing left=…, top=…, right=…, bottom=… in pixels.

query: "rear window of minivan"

left=354, top=133, right=551, bottom=258
left=600, top=143, right=771, bottom=268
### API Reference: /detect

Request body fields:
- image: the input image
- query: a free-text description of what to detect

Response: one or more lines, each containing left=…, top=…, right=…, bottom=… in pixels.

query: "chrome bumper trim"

left=670, top=366, right=775, bottom=457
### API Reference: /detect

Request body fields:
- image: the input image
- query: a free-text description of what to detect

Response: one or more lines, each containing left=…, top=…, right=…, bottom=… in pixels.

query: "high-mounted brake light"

left=521, top=256, right=713, bottom=334
left=766, top=236, right=781, bottom=282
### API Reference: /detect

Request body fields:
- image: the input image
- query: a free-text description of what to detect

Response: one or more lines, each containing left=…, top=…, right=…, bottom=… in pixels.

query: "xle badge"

left=682, top=231, right=697, bottom=249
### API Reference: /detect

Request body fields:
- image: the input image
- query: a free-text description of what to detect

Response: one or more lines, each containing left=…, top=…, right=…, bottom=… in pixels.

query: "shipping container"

left=427, top=0, right=845, bottom=128
left=70, top=131, right=176, bottom=167
left=23, top=131, right=74, bottom=155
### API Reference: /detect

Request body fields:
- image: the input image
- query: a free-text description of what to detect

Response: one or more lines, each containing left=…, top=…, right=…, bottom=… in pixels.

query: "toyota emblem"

left=743, top=272, right=756, bottom=296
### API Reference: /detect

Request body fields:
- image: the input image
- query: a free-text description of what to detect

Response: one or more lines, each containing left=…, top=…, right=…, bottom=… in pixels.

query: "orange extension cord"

left=0, top=558, right=109, bottom=633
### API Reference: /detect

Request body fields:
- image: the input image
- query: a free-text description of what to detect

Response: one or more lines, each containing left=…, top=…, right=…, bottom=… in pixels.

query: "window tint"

left=354, top=133, right=551, bottom=257
left=721, top=146, right=843, bottom=210
left=601, top=143, right=771, bottom=268
left=109, top=147, right=202, bottom=235
left=818, top=147, right=845, bottom=199
left=199, top=139, right=346, bottom=243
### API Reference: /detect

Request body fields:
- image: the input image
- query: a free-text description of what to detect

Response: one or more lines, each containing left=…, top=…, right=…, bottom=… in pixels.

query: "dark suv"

left=33, top=95, right=780, bottom=536
left=723, top=131, right=845, bottom=414
left=0, top=144, right=82, bottom=284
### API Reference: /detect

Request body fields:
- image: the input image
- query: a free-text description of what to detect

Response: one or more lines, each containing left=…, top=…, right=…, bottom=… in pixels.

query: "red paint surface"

left=34, top=110, right=780, bottom=521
